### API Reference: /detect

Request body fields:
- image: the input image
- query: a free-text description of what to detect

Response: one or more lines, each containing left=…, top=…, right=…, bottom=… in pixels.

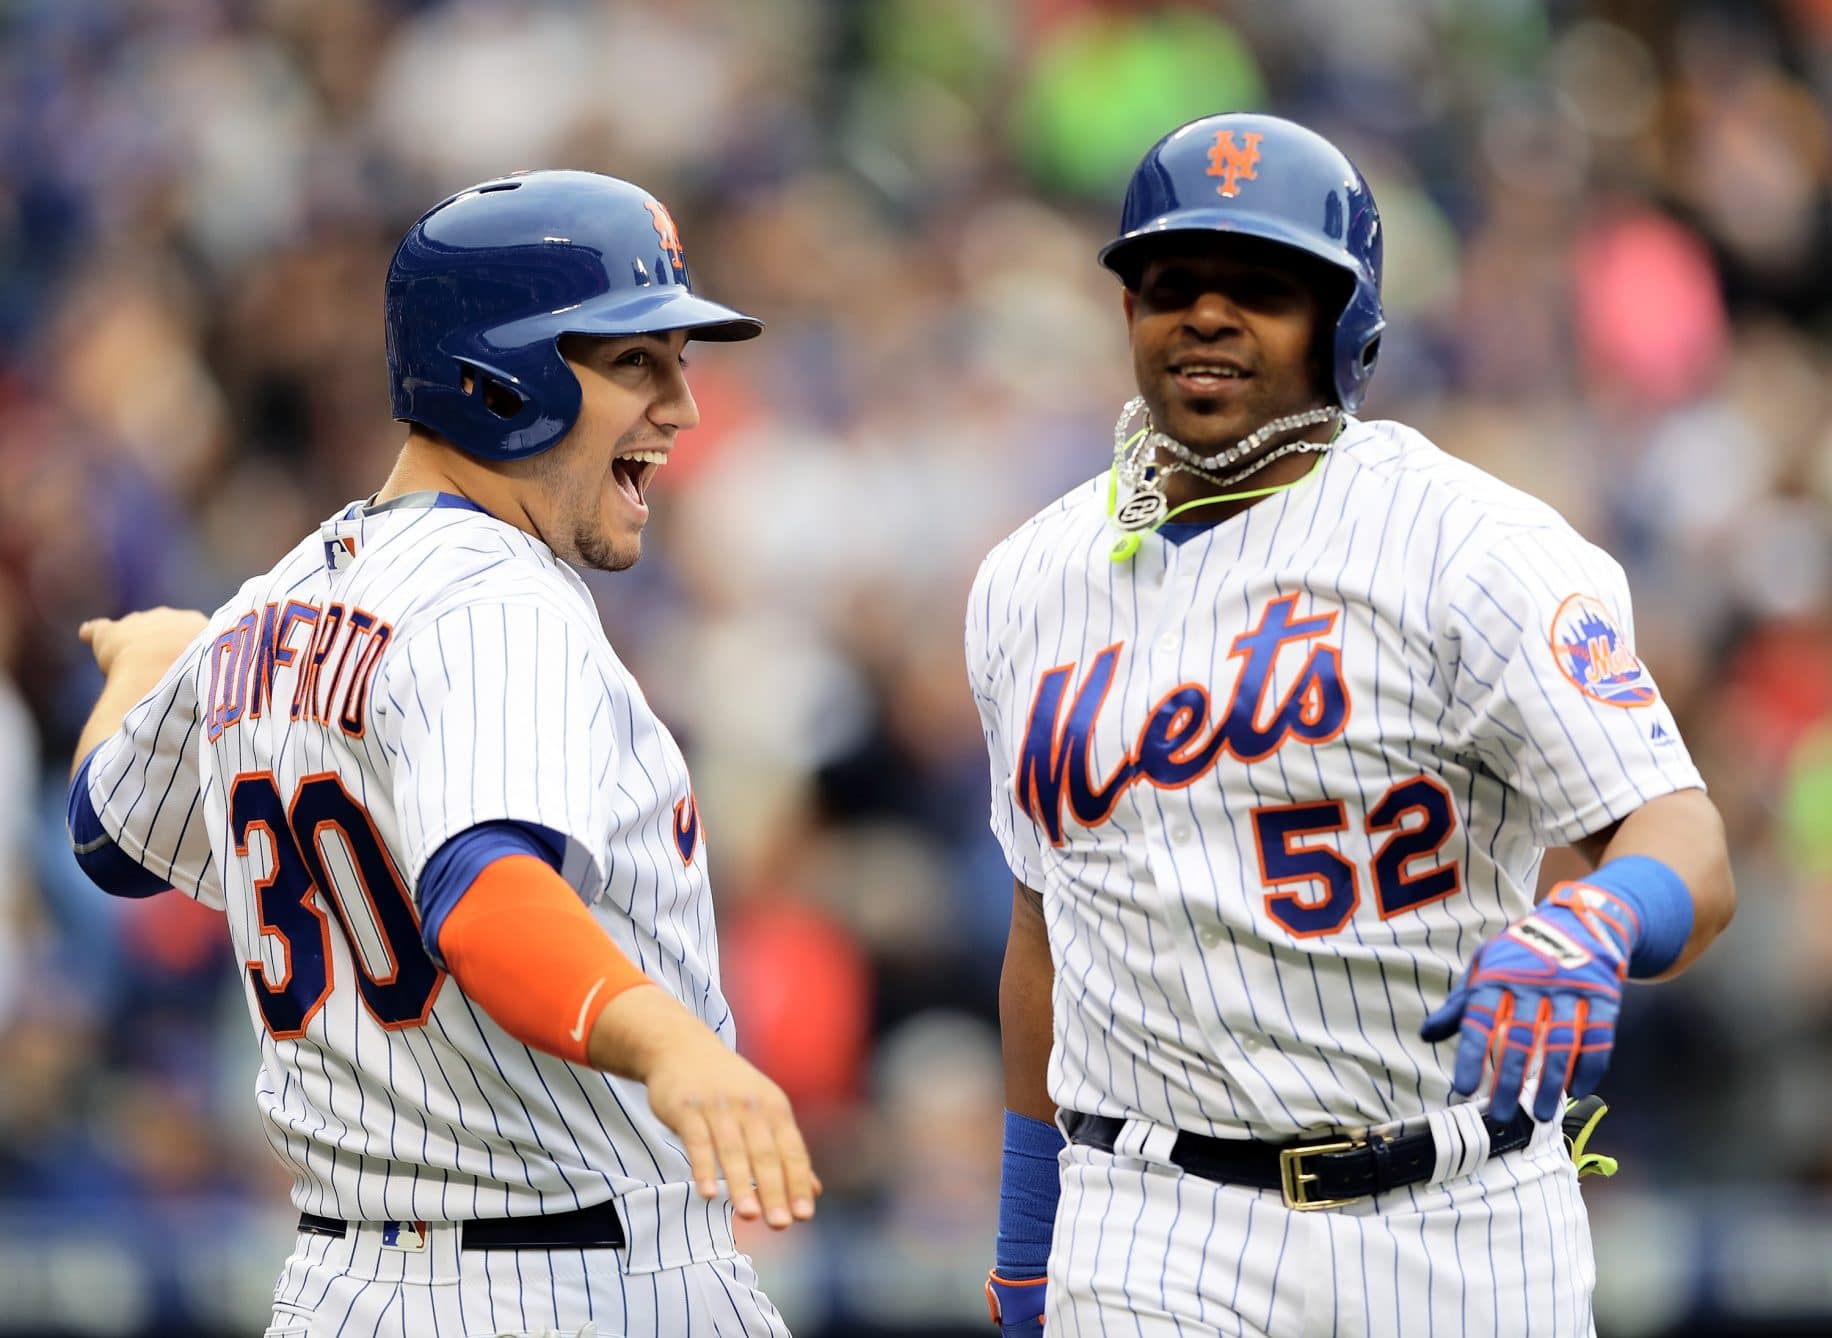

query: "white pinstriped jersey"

left=967, top=418, right=1704, bottom=1140
left=84, top=494, right=731, bottom=1226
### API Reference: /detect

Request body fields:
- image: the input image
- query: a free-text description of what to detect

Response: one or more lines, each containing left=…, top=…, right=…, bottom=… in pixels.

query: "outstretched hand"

left=80, top=607, right=208, bottom=679
left=592, top=986, right=820, bottom=1230
left=1421, top=882, right=1635, bottom=1123
left=73, top=607, right=212, bottom=774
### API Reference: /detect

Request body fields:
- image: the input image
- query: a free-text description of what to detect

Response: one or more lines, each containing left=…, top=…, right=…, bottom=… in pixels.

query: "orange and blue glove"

left=986, top=1272, right=1048, bottom=1334
left=1421, top=856, right=1693, bottom=1123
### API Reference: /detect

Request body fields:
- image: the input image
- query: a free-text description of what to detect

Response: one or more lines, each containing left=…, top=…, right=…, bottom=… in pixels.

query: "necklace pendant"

left=1115, top=481, right=1169, bottom=531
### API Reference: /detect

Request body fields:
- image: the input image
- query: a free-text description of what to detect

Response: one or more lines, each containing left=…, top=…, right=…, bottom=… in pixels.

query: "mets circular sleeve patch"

left=1549, top=593, right=1656, bottom=707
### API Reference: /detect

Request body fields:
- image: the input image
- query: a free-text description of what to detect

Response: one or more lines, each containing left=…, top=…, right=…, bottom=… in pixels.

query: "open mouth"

left=1169, top=360, right=1252, bottom=395
left=611, top=449, right=667, bottom=510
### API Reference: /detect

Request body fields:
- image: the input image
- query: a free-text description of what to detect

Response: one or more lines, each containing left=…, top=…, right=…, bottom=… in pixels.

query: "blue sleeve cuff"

left=995, top=1109, right=1065, bottom=1278
left=67, top=748, right=171, bottom=899
left=1583, top=854, right=1694, bottom=978
left=418, top=820, right=566, bottom=966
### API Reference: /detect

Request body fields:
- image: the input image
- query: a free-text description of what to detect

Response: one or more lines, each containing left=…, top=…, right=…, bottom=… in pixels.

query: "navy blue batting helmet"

left=386, top=170, right=761, bottom=461
left=1100, top=113, right=1384, bottom=412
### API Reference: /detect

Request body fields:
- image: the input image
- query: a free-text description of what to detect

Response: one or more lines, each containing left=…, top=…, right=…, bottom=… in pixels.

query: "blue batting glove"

left=1420, top=882, right=1634, bottom=1123
left=986, top=1270, right=1047, bottom=1333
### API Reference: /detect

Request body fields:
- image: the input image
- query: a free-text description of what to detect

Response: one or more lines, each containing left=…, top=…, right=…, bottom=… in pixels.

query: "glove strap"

left=1561, top=854, right=1694, bottom=978
left=986, top=1270, right=1048, bottom=1328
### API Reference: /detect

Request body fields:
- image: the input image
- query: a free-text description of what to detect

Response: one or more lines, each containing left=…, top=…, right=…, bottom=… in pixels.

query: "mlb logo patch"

left=1548, top=593, right=1656, bottom=708
left=320, top=528, right=358, bottom=572
left=380, top=1219, right=428, bottom=1251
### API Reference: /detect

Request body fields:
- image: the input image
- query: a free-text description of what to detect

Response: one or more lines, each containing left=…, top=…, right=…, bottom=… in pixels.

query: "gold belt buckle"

left=1278, top=1137, right=1363, bottom=1211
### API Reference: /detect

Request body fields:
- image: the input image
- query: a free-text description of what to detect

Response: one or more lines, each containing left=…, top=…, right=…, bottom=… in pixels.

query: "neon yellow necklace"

left=1106, top=452, right=1325, bottom=562
left=1105, top=398, right=1340, bottom=561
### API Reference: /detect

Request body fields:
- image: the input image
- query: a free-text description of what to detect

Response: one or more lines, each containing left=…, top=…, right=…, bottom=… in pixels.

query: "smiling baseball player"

left=969, top=115, right=1735, bottom=1335
left=68, top=171, right=814, bottom=1337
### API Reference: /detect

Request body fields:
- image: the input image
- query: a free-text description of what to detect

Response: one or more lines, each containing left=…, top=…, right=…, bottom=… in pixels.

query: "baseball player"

left=969, top=115, right=1735, bottom=1336
left=67, top=171, right=816, bottom=1337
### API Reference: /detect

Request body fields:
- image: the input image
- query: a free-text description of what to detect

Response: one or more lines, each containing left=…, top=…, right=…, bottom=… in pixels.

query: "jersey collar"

left=353, top=490, right=494, bottom=519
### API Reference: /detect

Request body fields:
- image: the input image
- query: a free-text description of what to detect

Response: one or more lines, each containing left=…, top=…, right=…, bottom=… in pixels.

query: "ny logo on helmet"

left=1206, top=130, right=1263, bottom=198
left=644, top=199, right=686, bottom=271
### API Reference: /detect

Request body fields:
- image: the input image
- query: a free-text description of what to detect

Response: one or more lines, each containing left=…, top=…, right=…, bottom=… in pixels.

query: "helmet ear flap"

left=1331, top=283, right=1385, bottom=411
left=456, top=360, right=529, bottom=421
left=409, top=346, right=576, bottom=460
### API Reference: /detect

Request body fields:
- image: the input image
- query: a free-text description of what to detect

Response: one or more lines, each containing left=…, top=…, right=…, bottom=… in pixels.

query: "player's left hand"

left=599, top=986, right=821, bottom=1230
left=1420, top=881, right=1633, bottom=1123
left=80, top=607, right=208, bottom=679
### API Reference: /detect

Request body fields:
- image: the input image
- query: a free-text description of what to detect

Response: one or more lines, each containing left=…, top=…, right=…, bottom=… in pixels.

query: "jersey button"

left=1157, top=631, right=1180, bottom=652
left=1198, top=925, right=1223, bottom=948
left=1170, top=826, right=1192, bottom=846
left=1241, top=1036, right=1262, bottom=1053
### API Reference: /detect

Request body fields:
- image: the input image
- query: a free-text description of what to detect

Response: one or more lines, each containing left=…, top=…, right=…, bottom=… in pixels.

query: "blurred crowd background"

left=0, top=0, right=1829, bottom=1334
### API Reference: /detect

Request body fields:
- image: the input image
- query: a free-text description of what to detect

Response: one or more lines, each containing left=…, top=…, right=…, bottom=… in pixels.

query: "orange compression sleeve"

left=436, top=854, right=652, bottom=1065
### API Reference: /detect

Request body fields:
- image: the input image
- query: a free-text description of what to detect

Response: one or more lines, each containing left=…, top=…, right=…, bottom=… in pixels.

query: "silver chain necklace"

left=1110, top=398, right=1341, bottom=533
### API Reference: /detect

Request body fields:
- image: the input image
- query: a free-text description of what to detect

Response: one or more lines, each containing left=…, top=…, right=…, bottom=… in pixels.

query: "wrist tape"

left=996, top=1110, right=1064, bottom=1278
left=1574, top=854, right=1693, bottom=979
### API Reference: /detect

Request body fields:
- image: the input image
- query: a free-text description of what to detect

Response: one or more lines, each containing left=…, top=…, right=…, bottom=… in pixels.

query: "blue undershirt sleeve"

left=67, top=748, right=171, bottom=899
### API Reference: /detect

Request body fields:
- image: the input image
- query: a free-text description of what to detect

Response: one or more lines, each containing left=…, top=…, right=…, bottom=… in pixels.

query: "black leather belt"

left=1060, top=1108, right=1534, bottom=1210
left=298, top=1200, right=627, bottom=1251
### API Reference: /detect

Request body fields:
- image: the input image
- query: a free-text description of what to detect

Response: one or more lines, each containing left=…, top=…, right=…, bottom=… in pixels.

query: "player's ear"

left=1121, top=287, right=1136, bottom=324
left=1311, top=334, right=1336, bottom=406
left=1309, top=269, right=1351, bottom=405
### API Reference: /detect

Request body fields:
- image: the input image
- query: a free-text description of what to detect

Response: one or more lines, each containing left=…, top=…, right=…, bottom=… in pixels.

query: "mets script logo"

left=1016, top=595, right=1349, bottom=844
left=673, top=791, right=701, bottom=865
left=1207, top=130, right=1263, bottom=198
left=644, top=199, right=687, bottom=272
left=1549, top=593, right=1655, bottom=708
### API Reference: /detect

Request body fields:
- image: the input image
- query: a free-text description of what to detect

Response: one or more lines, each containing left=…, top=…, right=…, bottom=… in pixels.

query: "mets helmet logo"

left=1549, top=593, right=1655, bottom=707
left=1207, top=130, right=1263, bottom=198
left=644, top=199, right=686, bottom=272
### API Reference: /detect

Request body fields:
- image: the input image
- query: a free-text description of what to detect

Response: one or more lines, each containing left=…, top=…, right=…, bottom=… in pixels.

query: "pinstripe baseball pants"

left=262, top=1209, right=788, bottom=1336
left=1046, top=1117, right=1596, bottom=1337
